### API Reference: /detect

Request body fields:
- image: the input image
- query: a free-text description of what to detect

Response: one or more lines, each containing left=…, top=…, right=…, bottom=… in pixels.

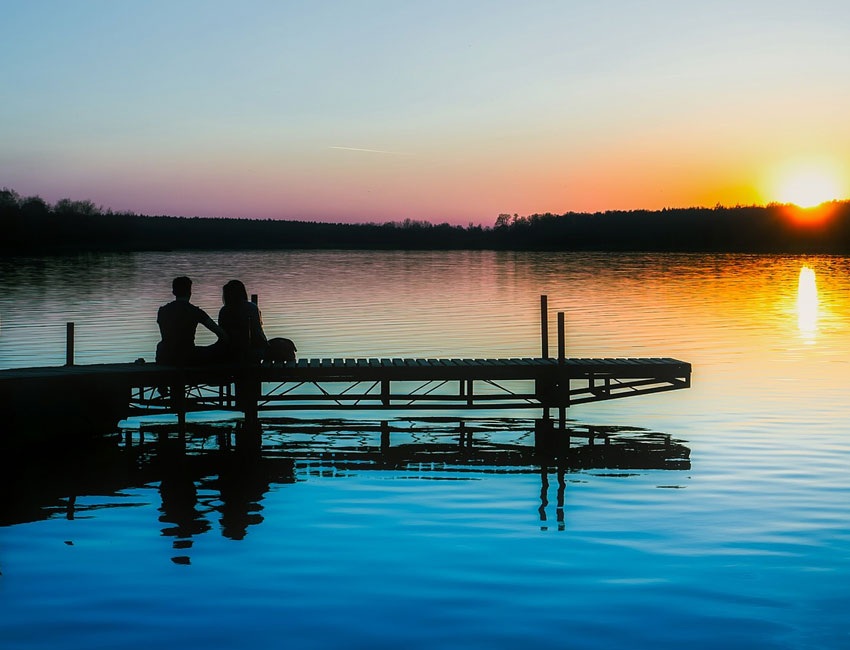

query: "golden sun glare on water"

left=797, top=265, right=818, bottom=340
left=774, top=166, right=843, bottom=208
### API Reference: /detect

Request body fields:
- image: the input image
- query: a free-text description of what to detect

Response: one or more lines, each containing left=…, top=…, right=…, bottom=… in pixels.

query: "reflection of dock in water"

left=256, top=418, right=691, bottom=474
left=1, top=419, right=690, bottom=532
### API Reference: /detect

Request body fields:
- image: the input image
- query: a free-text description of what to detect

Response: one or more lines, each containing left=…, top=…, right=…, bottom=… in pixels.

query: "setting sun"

left=775, top=166, right=843, bottom=208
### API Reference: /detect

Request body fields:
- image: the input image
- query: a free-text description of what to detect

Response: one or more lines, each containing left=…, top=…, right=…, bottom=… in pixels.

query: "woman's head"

left=222, top=279, right=248, bottom=306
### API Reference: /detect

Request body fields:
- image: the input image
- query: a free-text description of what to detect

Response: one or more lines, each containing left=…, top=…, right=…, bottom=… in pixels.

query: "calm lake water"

left=2, top=250, right=850, bottom=649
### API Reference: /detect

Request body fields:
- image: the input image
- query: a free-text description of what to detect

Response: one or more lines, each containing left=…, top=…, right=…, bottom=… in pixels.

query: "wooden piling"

left=65, top=322, right=74, bottom=366
left=557, top=312, right=565, bottom=363
left=251, top=293, right=258, bottom=305
left=381, top=379, right=390, bottom=406
left=540, top=295, right=549, bottom=359
left=558, top=312, right=566, bottom=426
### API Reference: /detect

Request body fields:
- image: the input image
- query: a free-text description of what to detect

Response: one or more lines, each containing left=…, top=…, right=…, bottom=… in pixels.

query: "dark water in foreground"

left=2, top=251, right=850, bottom=648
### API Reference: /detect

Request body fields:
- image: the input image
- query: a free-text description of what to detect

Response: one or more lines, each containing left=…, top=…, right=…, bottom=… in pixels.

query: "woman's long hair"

left=222, top=279, right=249, bottom=307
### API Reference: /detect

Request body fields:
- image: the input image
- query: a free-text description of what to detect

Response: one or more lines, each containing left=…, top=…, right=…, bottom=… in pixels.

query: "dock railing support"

left=65, top=322, right=75, bottom=366
left=541, top=295, right=549, bottom=359
left=175, top=374, right=186, bottom=433
left=249, top=292, right=260, bottom=420
left=381, top=379, right=390, bottom=406
left=557, top=312, right=565, bottom=363
left=557, top=311, right=566, bottom=428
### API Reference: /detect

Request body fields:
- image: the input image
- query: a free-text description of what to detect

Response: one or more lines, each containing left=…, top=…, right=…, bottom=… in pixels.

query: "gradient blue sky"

left=2, top=1, right=849, bottom=223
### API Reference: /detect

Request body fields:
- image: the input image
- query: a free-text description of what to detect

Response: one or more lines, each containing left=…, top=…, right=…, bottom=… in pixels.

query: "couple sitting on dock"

left=155, top=276, right=296, bottom=367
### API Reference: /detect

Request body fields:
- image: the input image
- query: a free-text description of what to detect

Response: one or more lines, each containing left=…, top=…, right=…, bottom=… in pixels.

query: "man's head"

left=172, top=276, right=192, bottom=299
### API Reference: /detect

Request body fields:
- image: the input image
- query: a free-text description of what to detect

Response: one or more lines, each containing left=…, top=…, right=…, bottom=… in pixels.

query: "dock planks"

left=0, top=356, right=690, bottom=385
left=0, top=356, right=691, bottom=424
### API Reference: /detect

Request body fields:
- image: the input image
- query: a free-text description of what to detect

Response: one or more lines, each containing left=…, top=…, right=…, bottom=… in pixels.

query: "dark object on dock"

left=266, top=337, right=297, bottom=363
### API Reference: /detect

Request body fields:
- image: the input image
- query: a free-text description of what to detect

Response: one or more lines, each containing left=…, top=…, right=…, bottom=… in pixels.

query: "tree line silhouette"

left=3, top=187, right=850, bottom=254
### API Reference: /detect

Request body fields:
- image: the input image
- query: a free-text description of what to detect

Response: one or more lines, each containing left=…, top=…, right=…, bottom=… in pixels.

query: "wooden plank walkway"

left=0, top=356, right=690, bottom=382
left=0, top=356, right=691, bottom=426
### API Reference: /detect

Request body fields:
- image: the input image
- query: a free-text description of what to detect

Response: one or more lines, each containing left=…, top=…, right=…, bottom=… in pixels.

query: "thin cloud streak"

left=329, top=146, right=411, bottom=156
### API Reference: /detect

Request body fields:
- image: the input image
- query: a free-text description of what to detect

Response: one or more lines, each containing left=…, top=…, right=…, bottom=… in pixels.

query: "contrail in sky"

left=329, top=146, right=411, bottom=155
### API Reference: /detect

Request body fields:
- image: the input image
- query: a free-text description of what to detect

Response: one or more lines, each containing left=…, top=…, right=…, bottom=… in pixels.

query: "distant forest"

left=3, top=187, right=850, bottom=254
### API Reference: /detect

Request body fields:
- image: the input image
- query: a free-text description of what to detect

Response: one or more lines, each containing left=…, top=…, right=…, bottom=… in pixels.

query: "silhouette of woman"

left=218, top=280, right=296, bottom=363
left=218, top=280, right=267, bottom=363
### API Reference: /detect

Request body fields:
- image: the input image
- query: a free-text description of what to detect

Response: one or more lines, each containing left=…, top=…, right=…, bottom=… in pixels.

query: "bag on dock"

left=266, top=337, right=297, bottom=363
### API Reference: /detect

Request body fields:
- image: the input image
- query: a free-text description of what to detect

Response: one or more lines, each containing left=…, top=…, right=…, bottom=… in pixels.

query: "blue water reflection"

left=2, top=418, right=703, bottom=649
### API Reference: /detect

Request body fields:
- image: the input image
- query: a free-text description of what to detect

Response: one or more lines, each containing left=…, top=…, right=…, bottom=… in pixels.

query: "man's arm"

left=200, top=312, right=228, bottom=342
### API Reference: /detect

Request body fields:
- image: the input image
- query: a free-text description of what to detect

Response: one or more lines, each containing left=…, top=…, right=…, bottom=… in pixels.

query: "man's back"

left=156, top=299, right=207, bottom=364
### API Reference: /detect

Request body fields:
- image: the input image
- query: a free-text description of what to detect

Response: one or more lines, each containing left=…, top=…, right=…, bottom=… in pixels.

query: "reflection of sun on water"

left=797, top=266, right=818, bottom=340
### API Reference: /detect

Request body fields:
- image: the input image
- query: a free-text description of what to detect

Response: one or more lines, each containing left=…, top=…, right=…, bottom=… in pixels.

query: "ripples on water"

left=1, top=251, right=850, bottom=649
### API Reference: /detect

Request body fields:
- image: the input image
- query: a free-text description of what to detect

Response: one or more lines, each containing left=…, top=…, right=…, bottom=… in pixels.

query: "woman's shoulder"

left=243, top=301, right=261, bottom=317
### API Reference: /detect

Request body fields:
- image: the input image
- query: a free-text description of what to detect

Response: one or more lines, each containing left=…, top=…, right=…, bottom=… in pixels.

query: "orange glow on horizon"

left=782, top=201, right=837, bottom=226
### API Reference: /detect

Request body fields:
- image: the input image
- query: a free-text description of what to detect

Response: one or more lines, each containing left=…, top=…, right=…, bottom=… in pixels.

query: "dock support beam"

left=558, top=312, right=566, bottom=428
left=65, top=322, right=74, bottom=366
left=174, top=376, right=186, bottom=432
left=541, top=295, right=549, bottom=359
left=557, top=312, right=565, bottom=362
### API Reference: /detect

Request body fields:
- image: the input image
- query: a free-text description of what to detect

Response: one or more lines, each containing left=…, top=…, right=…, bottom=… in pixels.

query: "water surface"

left=1, top=251, right=849, bottom=649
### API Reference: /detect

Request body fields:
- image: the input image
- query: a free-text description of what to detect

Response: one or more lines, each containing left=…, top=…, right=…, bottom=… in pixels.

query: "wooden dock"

left=0, top=356, right=690, bottom=432
left=0, top=296, right=691, bottom=434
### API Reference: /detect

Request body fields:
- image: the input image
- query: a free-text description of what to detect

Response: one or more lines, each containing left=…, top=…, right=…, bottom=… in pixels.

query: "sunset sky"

left=2, top=1, right=850, bottom=224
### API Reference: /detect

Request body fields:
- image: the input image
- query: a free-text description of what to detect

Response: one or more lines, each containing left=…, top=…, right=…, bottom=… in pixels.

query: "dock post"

left=557, top=312, right=566, bottom=429
left=243, top=376, right=259, bottom=424
left=172, top=369, right=186, bottom=433
left=65, top=322, right=75, bottom=366
left=176, top=388, right=186, bottom=432
left=251, top=293, right=258, bottom=305
left=557, top=312, right=565, bottom=363
left=540, top=295, right=549, bottom=359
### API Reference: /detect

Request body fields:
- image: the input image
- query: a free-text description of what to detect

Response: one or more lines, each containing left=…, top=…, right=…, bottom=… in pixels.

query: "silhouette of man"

left=156, top=276, right=227, bottom=365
